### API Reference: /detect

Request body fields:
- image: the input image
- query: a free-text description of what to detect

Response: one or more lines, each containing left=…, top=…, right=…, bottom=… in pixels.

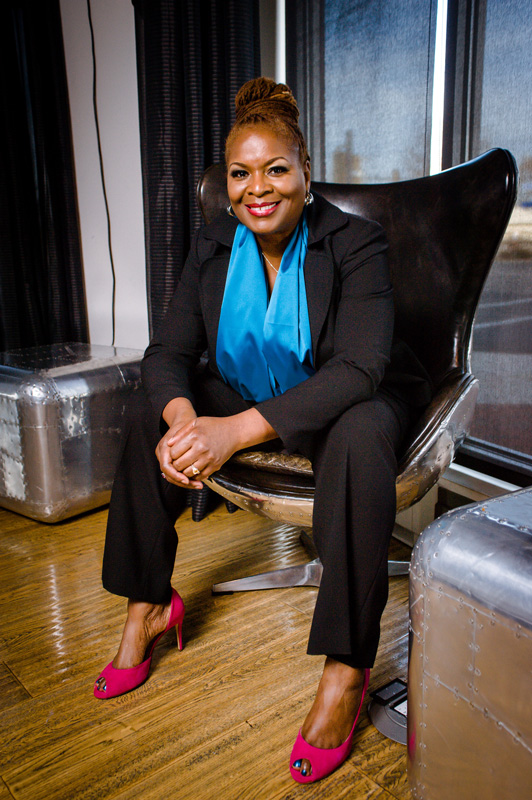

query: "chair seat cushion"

left=232, top=450, right=314, bottom=476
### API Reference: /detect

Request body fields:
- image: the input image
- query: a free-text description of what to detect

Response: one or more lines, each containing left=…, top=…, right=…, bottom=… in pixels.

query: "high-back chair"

left=196, top=148, right=518, bottom=592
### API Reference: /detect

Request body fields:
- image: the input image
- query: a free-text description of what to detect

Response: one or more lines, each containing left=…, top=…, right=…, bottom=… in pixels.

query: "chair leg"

left=211, top=529, right=409, bottom=592
left=190, top=486, right=237, bottom=521
left=211, top=530, right=320, bottom=593
left=299, top=530, right=409, bottom=575
left=388, top=560, right=410, bottom=576
left=299, top=529, right=318, bottom=558
left=190, top=485, right=212, bottom=522
left=212, top=557, right=323, bottom=593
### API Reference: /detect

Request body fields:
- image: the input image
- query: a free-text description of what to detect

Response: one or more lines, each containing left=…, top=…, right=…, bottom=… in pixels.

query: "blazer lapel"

left=304, top=193, right=350, bottom=364
left=200, top=253, right=230, bottom=362
left=304, top=250, right=335, bottom=365
left=199, top=212, right=237, bottom=357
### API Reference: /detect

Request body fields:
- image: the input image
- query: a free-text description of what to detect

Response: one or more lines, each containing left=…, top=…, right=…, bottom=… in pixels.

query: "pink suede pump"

left=94, top=587, right=185, bottom=699
left=290, top=667, right=370, bottom=783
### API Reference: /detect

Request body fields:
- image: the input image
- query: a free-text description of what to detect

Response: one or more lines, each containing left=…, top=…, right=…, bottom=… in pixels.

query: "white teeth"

left=250, top=203, right=278, bottom=215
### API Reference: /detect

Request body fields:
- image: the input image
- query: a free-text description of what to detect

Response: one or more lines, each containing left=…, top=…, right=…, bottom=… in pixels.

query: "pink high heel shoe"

left=290, top=667, right=370, bottom=783
left=94, top=588, right=185, bottom=699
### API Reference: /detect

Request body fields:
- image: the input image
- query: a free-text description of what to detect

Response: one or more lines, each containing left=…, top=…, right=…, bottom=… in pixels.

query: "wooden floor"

left=0, top=499, right=412, bottom=800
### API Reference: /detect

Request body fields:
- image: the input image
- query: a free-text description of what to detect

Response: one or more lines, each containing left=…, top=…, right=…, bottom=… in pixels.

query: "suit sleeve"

left=255, top=219, right=394, bottom=451
left=141, top=231, right=208, bottom=420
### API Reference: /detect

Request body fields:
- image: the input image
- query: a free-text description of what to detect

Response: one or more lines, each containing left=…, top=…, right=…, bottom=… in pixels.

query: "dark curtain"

left=132, top=0, right=261, bottom=335
left=0, top=1, right=88, bottom=352
left=286, top=0, right=327, bottom=180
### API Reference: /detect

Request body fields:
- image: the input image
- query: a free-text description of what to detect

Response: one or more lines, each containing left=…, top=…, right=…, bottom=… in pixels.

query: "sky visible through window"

left=479, top=0, right=532, bottom=172
left=323, top=0, right=435, bottom=183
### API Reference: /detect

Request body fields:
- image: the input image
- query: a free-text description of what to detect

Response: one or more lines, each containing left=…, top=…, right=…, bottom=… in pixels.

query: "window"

left=450, top=0, right=532, bottom=478
left=287, top=0, right=438, bottom=182
left=287, top=0, right=532, bottom=480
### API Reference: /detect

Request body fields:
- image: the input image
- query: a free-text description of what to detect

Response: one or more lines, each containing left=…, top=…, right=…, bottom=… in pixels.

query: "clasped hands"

left=156, top=397, right=277, bottom=489
left=157, top=414, right=239, bottom=489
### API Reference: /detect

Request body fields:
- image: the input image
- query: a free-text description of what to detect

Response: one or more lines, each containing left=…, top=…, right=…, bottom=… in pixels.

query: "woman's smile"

left=245, top=200, right=281, bottom=217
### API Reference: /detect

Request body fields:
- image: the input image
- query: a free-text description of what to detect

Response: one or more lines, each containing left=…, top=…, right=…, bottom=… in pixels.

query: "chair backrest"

left=197, top=150, right=518, bottom=390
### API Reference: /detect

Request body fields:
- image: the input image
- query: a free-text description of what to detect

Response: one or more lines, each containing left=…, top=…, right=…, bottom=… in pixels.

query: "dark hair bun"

left=226, top=76, right=310, bottom=166
left=234, top=77, right=300, bottom=124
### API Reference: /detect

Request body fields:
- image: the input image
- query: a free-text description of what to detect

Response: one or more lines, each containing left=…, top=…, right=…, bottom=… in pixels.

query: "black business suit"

left=103, top=194, right=430, bottom=667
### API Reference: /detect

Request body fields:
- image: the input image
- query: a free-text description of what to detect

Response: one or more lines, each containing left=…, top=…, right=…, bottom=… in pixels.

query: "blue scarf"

left=216, top=215, right=315, bottom=402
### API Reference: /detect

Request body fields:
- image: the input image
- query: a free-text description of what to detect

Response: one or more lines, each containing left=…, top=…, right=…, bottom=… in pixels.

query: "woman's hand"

left=156, top=398, right=201, bottom=488
left=162, top=415, right=242, bottom=486
left=157, top=404, right=278, bottom=489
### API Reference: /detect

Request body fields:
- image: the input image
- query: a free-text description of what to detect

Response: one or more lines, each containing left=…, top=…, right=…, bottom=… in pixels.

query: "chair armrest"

left=396, top=371, right=479, bottom=511
left=217, top=371, right=479, bottom=517
left=232, top=450, right=313, bottom=475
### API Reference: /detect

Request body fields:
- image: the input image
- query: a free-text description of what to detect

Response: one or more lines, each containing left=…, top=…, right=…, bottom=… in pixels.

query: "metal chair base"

left=388, top=560, right=410, bottom=576
left=212, top=531, right=409, bottom=593
left=212, top=557, right=323, bottom=593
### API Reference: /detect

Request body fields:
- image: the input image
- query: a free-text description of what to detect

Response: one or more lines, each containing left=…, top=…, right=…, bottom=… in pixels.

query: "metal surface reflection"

left=0, top=343, right=142, bottom=522
left=408, top=486, right=532, bottom=799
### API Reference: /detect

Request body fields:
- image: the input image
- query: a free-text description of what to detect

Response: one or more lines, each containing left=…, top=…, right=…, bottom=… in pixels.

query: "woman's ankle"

left=300, top=660, right=367, bottom=748
left=112, top=600, right=169, bottom=669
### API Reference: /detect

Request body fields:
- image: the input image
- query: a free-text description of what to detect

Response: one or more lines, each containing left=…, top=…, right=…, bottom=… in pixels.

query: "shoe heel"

left=177, top=620, right=184, bottom=651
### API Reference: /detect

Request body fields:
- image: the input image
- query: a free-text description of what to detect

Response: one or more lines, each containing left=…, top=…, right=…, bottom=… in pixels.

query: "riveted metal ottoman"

left=0, top=343, right=142, bottom=522
left=408, top=487, right=532, bottom=799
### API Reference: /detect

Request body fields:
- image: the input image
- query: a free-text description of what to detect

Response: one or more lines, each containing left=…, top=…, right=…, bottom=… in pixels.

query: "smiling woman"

left=227, top=127, right=310, bottom=271
left=226, top=78, right=312, bottom=286
left=227, top=127, right=310, bottom=289
left=95, top=77, right=431, bottom=785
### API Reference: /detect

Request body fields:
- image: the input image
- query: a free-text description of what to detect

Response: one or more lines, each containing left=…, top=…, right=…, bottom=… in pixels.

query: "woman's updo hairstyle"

left=225, top=77, right=310, bottom=167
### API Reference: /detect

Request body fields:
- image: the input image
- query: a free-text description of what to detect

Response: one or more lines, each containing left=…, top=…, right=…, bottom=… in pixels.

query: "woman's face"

left=226, top=125, right=311, bottom=249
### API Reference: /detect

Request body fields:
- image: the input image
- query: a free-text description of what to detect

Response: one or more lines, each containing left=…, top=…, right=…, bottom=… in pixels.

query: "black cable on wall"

left=86, top=0, right=117, bottom=346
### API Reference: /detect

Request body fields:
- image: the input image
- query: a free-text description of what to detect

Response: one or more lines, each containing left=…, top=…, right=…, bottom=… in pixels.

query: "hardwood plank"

left=355, top=715, right=411, bottom=800
left=0, top=778, right=14, bottom=800
left=0, top=510, right=308, bottom=697
left=2, top=632, right=322, bottom=798
left=0, top=507, right=42, bottom=535
left=0, top=663, right=31, bottom=711
left=100, top=687, right=400, bottom=800
left=3, top=613, right=410, bottom=800
left=0, top=597, right=311, bottom=770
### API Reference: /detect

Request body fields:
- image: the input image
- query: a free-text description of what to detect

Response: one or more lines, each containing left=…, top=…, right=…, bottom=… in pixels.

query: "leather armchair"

left=196, top=148, right=518, bottom=591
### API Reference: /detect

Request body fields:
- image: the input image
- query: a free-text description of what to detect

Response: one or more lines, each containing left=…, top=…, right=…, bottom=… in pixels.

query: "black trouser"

left=102, top=372, right=411, bottom=668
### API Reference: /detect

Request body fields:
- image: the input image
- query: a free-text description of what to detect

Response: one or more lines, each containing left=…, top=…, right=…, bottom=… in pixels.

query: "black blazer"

left=142, top=193, right=431, bottom=451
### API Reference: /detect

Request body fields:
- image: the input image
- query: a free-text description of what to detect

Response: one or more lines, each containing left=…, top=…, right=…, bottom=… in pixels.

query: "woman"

left=95, top=78, right=430, bottom=784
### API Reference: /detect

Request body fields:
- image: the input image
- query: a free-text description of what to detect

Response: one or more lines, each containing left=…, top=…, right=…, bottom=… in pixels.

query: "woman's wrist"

left=230, top=407, right=278, bottom=451
left=163, top=397, right=197, bottom=429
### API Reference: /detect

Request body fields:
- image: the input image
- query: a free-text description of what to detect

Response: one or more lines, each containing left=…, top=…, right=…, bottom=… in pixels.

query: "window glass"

left=317, top=0, right=437, bottom=182
left=468, top=0, right=532, bottom=473
left=287, top=0, right=532, bottom=477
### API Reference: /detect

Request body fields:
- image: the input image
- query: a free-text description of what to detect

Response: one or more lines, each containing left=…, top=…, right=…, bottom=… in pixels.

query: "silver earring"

left=227, top=204, right=236, bottom=217
left=305, top=191, right=314, bottom=206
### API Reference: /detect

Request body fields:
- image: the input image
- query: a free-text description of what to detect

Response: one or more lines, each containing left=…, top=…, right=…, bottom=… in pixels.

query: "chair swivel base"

left=212, top=531, right=409, bottom=593
left=212, top=557, right=324, bottom=593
